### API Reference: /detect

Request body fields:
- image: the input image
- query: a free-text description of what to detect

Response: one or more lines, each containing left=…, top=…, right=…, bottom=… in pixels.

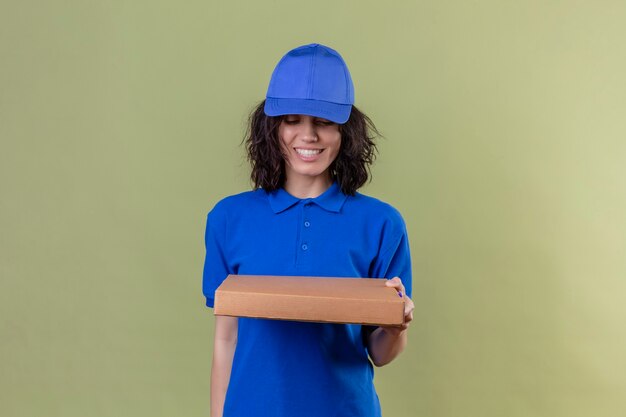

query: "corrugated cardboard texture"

left=214, top=275, right=405, bottom=326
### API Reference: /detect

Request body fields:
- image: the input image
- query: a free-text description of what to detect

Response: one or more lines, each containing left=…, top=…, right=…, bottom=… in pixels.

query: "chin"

left=298, top=170, right=327, bottom=178
left=290, top=166, right=330, bottom=179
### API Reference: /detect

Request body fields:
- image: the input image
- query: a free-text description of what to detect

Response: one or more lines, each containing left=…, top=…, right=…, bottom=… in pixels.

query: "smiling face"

left=278, top=114, right=342, bottom=189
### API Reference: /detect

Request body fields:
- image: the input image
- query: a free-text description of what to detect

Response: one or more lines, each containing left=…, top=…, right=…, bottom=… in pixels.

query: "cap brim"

left=264, top=98, right=352, bottom=124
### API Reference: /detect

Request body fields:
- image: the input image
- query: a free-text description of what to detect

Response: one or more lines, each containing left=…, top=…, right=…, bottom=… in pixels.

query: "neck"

left=284, top=174, right=333, bottom=199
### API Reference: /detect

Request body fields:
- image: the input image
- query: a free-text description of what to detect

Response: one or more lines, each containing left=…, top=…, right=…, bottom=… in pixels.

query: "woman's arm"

left=367, top=277, right=415, bottom=367
left=210, top=315, right=238, bottom=417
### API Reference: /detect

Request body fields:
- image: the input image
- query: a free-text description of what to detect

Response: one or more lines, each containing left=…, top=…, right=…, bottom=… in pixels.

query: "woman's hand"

left=367, top=276, right=414, bottom=366
left=383, top=276, right=415, bottom=335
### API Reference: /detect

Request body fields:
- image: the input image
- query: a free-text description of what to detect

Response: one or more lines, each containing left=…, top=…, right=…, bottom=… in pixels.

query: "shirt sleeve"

left=202, top=206, right=232, bottom=308
left=363, top=214, right=412, bottom=342
left=370, top=213, right=413, bottom=298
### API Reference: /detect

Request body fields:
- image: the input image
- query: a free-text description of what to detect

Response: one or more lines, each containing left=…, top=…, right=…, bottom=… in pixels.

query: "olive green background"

left=1, top=1, right=625, bottom=416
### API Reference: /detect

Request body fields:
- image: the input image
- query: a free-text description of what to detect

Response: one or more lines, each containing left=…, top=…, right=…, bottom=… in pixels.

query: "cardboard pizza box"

left=214, top=274, right=405, bottom=327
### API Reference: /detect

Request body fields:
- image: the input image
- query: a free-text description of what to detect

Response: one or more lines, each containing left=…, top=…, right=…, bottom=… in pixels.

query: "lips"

left=293, top=148, right=325, bottom=162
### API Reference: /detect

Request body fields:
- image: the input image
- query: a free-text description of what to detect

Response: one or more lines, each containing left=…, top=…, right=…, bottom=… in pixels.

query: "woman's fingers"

left=385, top=276, right=406, bottom=297
left=404, top=298, right=415, bottom=323
left=384, top=277, right=414, bottom=329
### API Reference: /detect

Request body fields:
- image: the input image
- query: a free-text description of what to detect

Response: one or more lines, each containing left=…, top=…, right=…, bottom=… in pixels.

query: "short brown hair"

left=243, top=100, right=380, bottom=195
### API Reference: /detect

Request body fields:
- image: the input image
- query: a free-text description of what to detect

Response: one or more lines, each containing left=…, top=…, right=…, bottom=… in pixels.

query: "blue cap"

left=264, top=43, right=355, bottom=124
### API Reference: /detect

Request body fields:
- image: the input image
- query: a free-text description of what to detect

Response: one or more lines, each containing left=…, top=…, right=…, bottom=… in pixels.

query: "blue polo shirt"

left=203, top=182, right=412, bottom=417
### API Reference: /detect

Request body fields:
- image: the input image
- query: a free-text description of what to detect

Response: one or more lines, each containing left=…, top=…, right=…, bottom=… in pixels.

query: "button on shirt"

left=203, top=182, right=412, bottom=417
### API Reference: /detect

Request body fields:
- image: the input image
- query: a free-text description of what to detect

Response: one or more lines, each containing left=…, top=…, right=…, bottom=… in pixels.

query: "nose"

left=300, top=119, right=318, bottom=142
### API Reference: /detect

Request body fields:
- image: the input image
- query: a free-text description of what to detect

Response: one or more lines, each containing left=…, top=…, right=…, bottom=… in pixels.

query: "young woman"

left=203, top=43, right=415, bottom=417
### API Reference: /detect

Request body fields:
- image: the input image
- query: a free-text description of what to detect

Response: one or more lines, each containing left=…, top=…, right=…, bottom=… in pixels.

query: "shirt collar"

left=267, top=181, right=348, bottom=214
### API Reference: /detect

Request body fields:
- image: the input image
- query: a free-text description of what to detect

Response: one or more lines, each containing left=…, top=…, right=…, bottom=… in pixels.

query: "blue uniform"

left=203, top=182, right=412, bottom=417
